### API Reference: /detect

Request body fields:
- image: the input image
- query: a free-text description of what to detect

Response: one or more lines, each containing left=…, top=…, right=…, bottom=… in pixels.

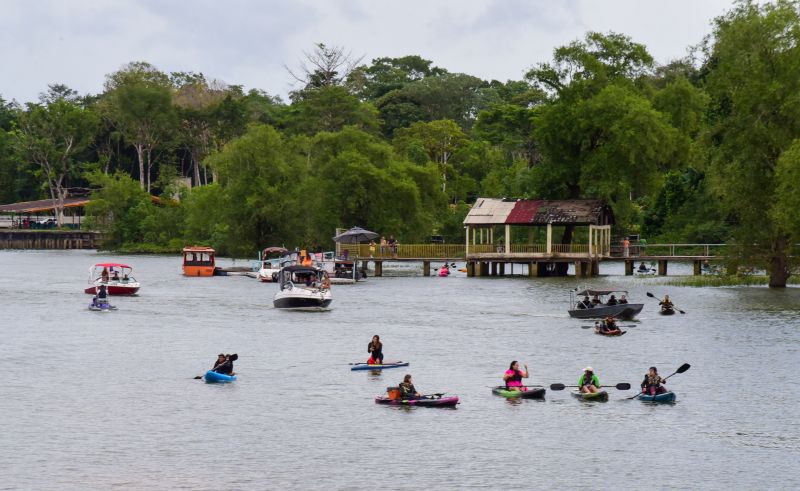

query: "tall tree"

left=703, top=0, right=800, bottom=287
left=104, top=62, right=175, bottom=192
left=394, top=120, right=468, bottom=198
left=13, top=87, right=99, bottom=225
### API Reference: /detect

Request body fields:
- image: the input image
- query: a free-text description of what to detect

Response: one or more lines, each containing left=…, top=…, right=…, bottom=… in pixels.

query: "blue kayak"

left=204, top=370, right=236, bottom=383
left=637, top=391, right=676, bottom=403
left=350, top=361, right=409, bottom=371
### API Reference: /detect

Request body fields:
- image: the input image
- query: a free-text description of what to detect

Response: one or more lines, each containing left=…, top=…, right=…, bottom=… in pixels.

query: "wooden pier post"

left=423, top=261, right=430, bottom=276
left=467, top=261, right=475, bottom=277
left=491, top=262, right=498, bottom=276
left=499, top=263, right=506, bottom=276
left=658, top=260, right=668, bottom=276
left=624, top=260, right=634, bottom=276
left=528, top=262, right=538, bottom=277
left=374, top=260, right=383, bottom=277
left=693, top=260, right=702, bottom=275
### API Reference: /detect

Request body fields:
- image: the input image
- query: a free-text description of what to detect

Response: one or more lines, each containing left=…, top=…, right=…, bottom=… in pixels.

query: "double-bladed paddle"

left=646, top=292, right=685, bottom=314
left=627, top=363, right=691, bottom=399
left=550, top=383, right=631, bottom=391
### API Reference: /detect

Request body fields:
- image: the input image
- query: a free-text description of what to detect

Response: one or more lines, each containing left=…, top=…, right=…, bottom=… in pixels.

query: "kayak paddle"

left=550, top=383, right=631, bottom=391
left=627, top=363, right=691, bottom=399
left=646, top=292, right=686, bottom=314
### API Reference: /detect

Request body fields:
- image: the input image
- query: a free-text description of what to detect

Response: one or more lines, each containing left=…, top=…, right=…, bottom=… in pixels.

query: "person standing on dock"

left=388, top=236, right=398, bottom=258
left=623, top=238, right=630, bottom=258
left=369, top=240, right=376, bottom=258
left=380, top=236, right=387, bottom=256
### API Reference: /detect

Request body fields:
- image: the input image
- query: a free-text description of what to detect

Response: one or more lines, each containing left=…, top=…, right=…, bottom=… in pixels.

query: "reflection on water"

left=0, top=250, right=799, bottom=489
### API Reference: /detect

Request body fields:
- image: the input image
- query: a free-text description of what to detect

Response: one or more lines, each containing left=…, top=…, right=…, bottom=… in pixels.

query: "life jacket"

left=643, top=373, right=663, bottom=387
left=505, top=369, right=523, bottom=387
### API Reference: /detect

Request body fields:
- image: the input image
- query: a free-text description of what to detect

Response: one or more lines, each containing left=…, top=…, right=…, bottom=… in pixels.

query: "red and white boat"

left=84, top=263, right=140, bottom=295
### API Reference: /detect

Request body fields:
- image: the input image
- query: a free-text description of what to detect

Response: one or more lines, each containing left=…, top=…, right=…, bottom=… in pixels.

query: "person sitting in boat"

left=212, top=353, right=226, bottom=371
left=92, top=285, right=109, bottom=307
left=640, top=366, right=667, bottom=396
left=638, top=262, right=649, bottom=272
left=301, top=253, right=313, bottom=267
left=578, top=367, right=601, bottom=394
left=111, top=270, right=120, bottom=281
left=577, top=295, right=592, bottom=309
left=606, top=294, right=618, bottom=306
left=601, top=316, right=621, bottom=334
left=100, top=267, right=109, bottom=283
left=321, top=271, right=331, bottom=290
left=503, top=360, right=529, bottom=392
left=591, top=295, right=602, bottom=306
left=619, top=295, right=628, bottom=304
left=659, top=295, right=674, bottom=311
left=122, top=274, right=129, bottom=283
left=367, top=335, right=384, bottom=364
left=213, top=353, right=237, bottom=376
left=399, top=374, right=421, bottom=399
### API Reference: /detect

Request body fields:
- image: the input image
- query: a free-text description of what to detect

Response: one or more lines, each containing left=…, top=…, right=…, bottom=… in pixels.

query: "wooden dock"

left=0, top=230, right=101, bottom=249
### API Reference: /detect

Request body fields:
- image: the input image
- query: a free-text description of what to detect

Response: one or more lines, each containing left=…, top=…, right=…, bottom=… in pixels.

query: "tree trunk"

left=146, top=147, right=152, bottom=193
left=768, top=234, right=790, bottom=288
left=135, top=144, right=146, bottom=189
left=192, top=148, right=202, bottom=187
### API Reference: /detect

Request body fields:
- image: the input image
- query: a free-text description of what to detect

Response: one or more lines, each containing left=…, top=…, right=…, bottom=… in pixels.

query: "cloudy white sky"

left=1, top=0, right=736, bottom=103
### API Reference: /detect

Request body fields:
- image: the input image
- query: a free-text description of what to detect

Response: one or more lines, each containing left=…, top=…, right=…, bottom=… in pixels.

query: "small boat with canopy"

left=84, top=263, right=140, bottom=295
left=182, top=246, right=216, bottom=277
left=568, top=288, right=643, bottom=320
left=273, top=265, right=332, bottom=310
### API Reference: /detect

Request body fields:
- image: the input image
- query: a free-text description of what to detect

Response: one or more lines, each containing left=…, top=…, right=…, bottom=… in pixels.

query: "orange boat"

left=182, top=246, right=216, bottom=276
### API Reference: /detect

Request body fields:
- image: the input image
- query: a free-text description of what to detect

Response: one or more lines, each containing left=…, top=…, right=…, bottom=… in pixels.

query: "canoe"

left=659, top=308, right=675, bottom=315
left=594, top=328, right=626, bottom=336
left=571, top=390, right=609, bottom=402
left=204, top=370, right=237, bottom=383
left=491, top=386, right=546, bottom=399
left=637, top=391, right=676, bottom=403
left=350, top=361, right=409, bottom=371
left=375, top=395, right=459, bottom=407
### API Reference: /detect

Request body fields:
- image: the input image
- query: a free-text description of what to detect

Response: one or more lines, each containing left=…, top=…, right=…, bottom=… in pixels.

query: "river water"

left=1, top=250, right=798, bottom=490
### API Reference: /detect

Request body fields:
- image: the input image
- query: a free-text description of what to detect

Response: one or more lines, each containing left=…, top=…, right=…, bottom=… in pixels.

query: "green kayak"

left=571, top=390, right=609, bottom=402
left=491, top=386, right=546, bottom=399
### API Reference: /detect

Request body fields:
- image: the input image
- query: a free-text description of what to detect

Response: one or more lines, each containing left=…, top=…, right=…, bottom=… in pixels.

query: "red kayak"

left=375, top=395, right=459, bottom=407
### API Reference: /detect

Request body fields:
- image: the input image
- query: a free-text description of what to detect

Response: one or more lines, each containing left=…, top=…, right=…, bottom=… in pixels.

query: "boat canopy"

left=92, top=263, right=132, bottom=269
left=183, top=246, right=215, bottom=253
left=575, top=288, right=628, bottom=296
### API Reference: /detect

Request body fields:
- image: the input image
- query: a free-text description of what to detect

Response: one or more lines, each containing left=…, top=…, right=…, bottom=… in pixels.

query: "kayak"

left=375, top=395, right=459, bottom=407
left=204, top=370, right=237, bottom=383
left=351, top=361, right=409, bottom=371
left=491, top=386, right=546, bottom=399
left=660, top=308, right=675, bottom=315
left=637, top=391, right=676, bottom=403
left=571, top=390, right=609, bottom=402
left=438, top=269, right=450, bottom=277
left=594, top=328, right=626, bottom=336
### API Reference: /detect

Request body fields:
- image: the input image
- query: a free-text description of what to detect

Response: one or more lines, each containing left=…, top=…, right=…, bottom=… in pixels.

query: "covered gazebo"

left=463, top=198, right=615, bottom=277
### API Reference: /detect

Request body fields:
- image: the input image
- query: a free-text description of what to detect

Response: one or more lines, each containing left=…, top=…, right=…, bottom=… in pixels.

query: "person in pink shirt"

left=503, top=360, right=529, bottom=392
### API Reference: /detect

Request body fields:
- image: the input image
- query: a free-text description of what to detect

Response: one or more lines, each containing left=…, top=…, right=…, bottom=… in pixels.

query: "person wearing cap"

left=606, top=294, right=618, bottom=306
left=578, top=367, right=601, bottom=394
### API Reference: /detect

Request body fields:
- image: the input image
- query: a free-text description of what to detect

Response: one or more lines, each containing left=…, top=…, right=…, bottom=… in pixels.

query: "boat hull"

left=491, top=387, right=546, bottom=399
left=375, top=395, right=459, bottom=407
left=204, top=370, right=236, bottom=383
left=351, top=361, right=409, bottom=371
left=637, top=391, right=676, bottom=403
left=183, top=265, right=215, bottom=277
left=568, top=303, right=644, bottom=320
left=571, top=390, right=609, bottom=402
left=273, top=295, right=332, bottom=310
left=84, top=284, right=140, bottom=295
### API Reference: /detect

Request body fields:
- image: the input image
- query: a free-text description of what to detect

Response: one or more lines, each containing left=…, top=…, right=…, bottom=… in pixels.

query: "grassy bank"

left=661, top=275, right=800, bottom=287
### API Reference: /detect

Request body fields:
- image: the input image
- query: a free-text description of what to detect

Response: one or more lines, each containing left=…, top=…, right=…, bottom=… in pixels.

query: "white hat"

left=583, top=366, right=593, bottom=372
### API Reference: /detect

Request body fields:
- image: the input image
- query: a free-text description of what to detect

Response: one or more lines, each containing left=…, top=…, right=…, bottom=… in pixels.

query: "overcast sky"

left=1, top=0, right=736, bottom=103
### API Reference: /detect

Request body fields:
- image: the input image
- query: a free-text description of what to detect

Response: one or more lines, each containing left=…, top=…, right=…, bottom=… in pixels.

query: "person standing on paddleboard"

left=503, top=361, right=529, bottom=392
left=367, top=335, right=383, bottom=364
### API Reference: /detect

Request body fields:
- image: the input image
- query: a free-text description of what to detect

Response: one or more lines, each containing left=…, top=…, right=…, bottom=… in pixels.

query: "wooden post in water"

left=529, top=261, right=538, bottom=277
left=625, top=260, right=634, bottom=276
left=423, top=261, right=430, bottom=276
left=658, top=260, right=668, bottom=276
left=374, top=260, right=383, bottom=277
left=693, top=260, right=702, bottom=276
left=467, top=261, right=475, bottom=277
left=499, top=263, right=506, bottom=276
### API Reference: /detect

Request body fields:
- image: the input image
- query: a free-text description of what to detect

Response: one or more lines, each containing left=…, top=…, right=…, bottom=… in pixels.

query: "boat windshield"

left=184, top=252, right=214, bottom=266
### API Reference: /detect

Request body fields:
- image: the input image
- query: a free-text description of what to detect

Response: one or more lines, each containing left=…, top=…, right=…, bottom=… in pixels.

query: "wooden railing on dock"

left=0, top=230, right=101, bottom=249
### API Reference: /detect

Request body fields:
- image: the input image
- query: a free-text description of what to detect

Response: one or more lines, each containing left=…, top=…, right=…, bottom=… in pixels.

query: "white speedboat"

left=84, top=263, right=140, bottom=295
left=273, top=266, right=332, bottom=310
left=257, top=247, right=288, bottom=282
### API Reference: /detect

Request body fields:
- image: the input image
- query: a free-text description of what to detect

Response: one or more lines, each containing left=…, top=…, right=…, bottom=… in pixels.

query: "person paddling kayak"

left=659, top=295, right=674, bottom=311
left=600, top=316, right=622, bottom=335
left=367, top=335, right=384, bottom=364
left=503, top=360, right=529, bottom=391
left=640, top=366, right=667, bottom=396
left=579, top=367, right=601, bottom=394
left=399, top=374, right=421, bottom=399
left=213, top=353, right=237, bottom=376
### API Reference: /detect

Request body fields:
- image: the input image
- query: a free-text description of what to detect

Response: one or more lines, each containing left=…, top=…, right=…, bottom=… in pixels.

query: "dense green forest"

left=1, top=1, right=799, bottom=285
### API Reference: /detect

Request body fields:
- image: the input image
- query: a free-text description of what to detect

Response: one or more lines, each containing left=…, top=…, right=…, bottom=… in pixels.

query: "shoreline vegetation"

left=2, top=2, right=799, bottom=286
left=660, top=275, right=800, bottom=287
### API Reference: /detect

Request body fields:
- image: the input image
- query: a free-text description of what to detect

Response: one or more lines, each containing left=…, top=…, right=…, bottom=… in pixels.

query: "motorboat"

left=568, top=288, right=643, bottom=320
left=84, top=263, right=140, bottom=295
left=183, top=246, right=216, bottom=277
left=257, top=247, right=289, bottom=282
left=273, top=265, right=332, bottom=310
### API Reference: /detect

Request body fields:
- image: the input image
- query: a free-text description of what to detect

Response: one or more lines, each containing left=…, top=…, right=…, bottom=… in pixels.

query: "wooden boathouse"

left=464, top=198, right=614, bottom=277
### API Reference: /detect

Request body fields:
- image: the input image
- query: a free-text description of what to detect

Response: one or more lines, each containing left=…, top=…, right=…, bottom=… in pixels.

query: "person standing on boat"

left=641, top=367, right=666, bottom=395
left=367, top=335, right=384, bottom=364
left=579, top=367, right=601, bottom=394
left=100, top=267, right=109, bottom=283
left=399, top=374, right=421, bottom=399
left=503, top=361, right=529, bottom=392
